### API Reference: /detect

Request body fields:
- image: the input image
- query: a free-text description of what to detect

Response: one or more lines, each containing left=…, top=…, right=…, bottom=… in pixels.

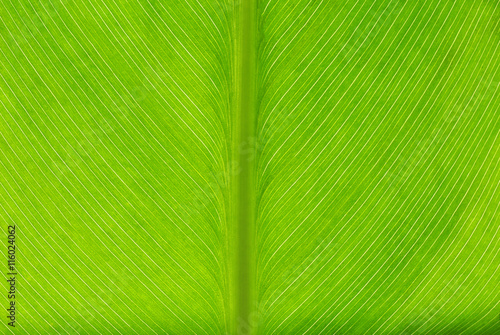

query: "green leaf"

left=0, top=0, right=237, bottom=333
left=254, top=0, right=500, bottom=334
left=0, top=0, right=499, bottom=334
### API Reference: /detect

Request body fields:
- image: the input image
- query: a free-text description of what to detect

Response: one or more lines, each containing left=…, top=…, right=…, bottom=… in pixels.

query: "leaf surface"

left=255, top=0, right=500, bottom=334
left=0, top=0, right=499, bottom=334
left=0, top=0, right=237, bottom=333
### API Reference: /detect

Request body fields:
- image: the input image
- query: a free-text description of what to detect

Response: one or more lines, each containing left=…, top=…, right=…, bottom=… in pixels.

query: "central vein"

left=232, top=0, right=258, bottom=333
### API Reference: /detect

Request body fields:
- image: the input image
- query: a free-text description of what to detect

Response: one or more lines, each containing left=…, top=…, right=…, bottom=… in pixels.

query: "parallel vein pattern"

left=255, top=0, right=500, bottom=334
left=0, top=0, right=237, bottom=334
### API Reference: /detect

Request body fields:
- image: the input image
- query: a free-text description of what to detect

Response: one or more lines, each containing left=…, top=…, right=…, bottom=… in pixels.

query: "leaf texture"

left=0, top=0, right=237, bottom=334
left=255, top=0, right=500, bottom=334
left=0, top=0, right=499, bottom=334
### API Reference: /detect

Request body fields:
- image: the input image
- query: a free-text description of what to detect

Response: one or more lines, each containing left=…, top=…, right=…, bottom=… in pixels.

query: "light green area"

left=254, top=0, right=500, bottom=334
left=0, top=0, right=238, bottom=334
left=0, top=0, right=499, bottom=334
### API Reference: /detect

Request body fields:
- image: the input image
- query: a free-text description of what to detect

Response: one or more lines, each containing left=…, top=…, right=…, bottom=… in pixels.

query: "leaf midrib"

left=233, top=0, right=258, bottom=334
